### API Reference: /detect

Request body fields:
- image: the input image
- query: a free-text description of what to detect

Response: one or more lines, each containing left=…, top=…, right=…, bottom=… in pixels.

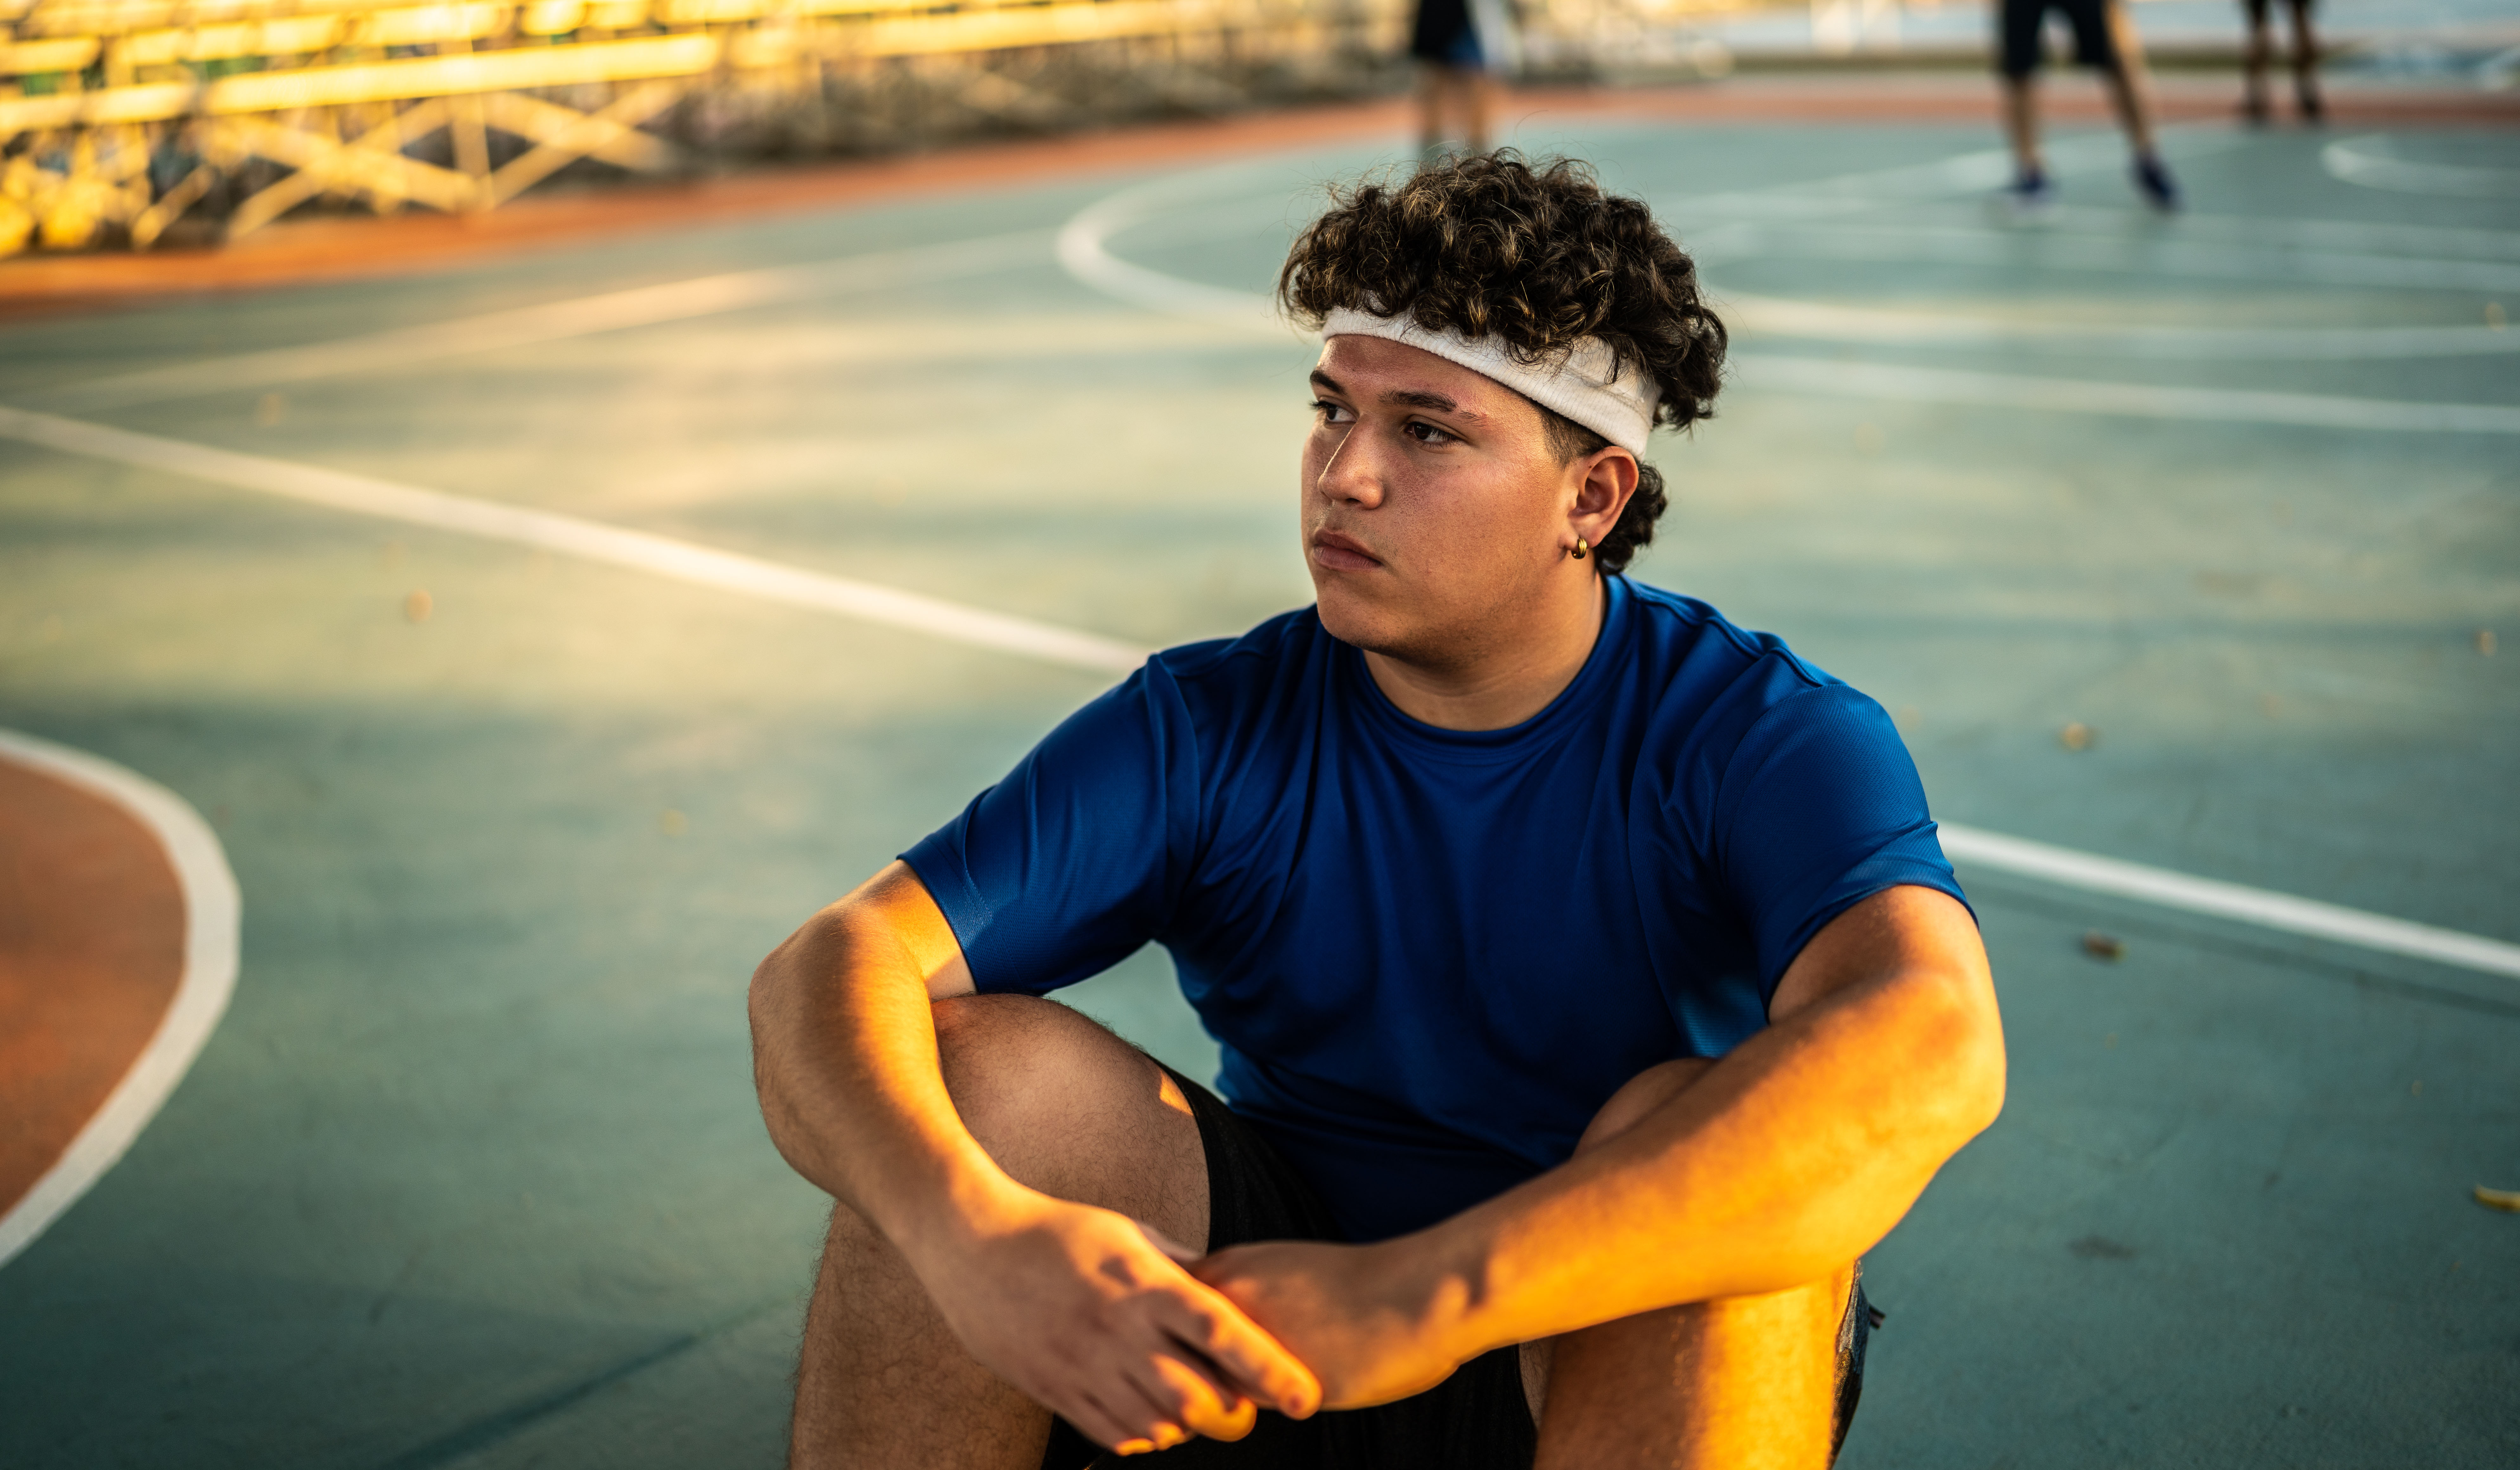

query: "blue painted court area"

left=1, top=109, right=2514, bottom=1467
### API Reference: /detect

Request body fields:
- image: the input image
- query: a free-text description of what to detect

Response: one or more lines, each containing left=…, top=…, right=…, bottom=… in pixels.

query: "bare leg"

left=790, top=995, right=1210, bottom=1470
left=1415, top=63, right=1445, bottom=156
left=2289, top=0, right=2322, bottom=119
left=1463, top=67, right=1495, bottom=154
left=2099, top=0, right=2160, bottom=157
left=2240, top=0, right=2273, bottom=119
left=1524, top=1059, right=1860, bottom=1469
left=2002, top=75, right=2042, bottom=178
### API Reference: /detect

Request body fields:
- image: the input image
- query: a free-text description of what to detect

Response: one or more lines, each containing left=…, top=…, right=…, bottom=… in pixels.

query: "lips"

left=1309, top=529, right=1382, bottom=571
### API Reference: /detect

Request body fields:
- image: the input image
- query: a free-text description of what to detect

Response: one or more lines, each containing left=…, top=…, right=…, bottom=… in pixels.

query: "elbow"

left=747, top=917, right=836, bottom=1151
left=1929, top=966, right=2008, bottom=1142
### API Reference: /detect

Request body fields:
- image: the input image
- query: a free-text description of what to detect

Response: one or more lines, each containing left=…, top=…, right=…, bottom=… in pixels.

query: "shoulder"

left=1620, top=579, right=1841, bottom=715
left=1617, top=581, right=1912, bottom=808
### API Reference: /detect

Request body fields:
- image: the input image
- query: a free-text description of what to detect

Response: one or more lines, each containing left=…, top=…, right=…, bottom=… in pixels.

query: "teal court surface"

left=2, top=102, right=2516, bottom=1467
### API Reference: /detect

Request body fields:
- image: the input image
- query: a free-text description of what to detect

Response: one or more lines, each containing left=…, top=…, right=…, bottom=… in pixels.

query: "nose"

left=1315, top=423, right=1387, bottom=509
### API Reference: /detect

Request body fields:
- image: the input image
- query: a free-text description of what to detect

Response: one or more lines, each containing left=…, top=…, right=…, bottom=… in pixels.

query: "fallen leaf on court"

left=2474, top=1185, right=2520, bottom=1214
left=2059, top=722, right=2095, bottom=751
left=2479, top=629, right=2498, bottom=657
left=2080, top=931, right=2124, bottom=961
left=659, top=808, right=688, bottom=836
left=404, top=590, right=433, bottom=622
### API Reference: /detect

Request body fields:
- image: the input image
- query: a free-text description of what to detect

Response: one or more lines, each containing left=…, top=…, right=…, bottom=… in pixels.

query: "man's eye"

left=1405, top=421, right=1456, bottom=446
left=1309, top=399, right=1353, bottom=423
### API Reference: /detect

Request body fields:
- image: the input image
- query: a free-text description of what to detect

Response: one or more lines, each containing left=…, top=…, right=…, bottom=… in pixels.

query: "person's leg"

left=1995, top=0, right=2046, bottom=185
left=2096, top=0, right=2160, bottom=158
left=2240, top=0, right=2273, bottom=120
left=1463, top=66, right=1495, bottom=154
left=2002, top=76, right=2042, bottom=180
left=789, top=993, right=1211, bottom=1470
left=2288, top=0, right=2322, bottom=119
left=2091, top=0, right=2180, bottom=206
left=1415, top=62, right=1446, bottom=157
left=1524, top=1059, right=1861, bottom=1470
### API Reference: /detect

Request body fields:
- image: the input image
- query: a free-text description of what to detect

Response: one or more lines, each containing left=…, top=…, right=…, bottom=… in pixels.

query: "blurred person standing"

left=1411, top=0, right=1517, bottom=162
left=1996, top=0, right=2180, bottom=211
left=2240, top=0, right=2323, bottom=123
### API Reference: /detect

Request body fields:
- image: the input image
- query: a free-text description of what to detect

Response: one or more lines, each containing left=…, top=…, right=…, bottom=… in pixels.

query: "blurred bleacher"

left=2, top=0, right=2514, bottom=255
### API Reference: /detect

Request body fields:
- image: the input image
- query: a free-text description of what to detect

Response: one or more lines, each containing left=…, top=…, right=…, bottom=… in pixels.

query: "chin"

left=1314, top=580, right=1439, bottom=662
left=1311, top=579, right=1403, bottom=653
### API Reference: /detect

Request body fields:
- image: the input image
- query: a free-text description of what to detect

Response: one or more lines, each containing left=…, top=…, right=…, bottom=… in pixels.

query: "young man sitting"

left=750, top=153, right=2007, bottom=1470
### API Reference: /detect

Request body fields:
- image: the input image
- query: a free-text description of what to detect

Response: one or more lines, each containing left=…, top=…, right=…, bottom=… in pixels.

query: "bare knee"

left=927, top=993, right=1205, bottom=1242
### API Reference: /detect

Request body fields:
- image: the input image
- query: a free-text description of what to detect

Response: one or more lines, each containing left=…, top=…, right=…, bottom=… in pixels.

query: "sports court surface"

left=2, top=80, right=2516, bottom=1468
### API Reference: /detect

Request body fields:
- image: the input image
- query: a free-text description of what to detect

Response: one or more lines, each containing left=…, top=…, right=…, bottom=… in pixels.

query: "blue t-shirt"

left=904, top=575, right=1966, bottom=1242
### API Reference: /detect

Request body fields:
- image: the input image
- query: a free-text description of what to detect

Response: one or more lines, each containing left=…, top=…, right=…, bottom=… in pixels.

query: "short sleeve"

left=900, top=662, right=1202, bottom=995
left=1711, top=683, right=1971, bottom=996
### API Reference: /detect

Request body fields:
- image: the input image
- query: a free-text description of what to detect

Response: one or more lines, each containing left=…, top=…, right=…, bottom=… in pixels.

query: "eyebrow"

left=1309, top=370, right=1487, bottom=421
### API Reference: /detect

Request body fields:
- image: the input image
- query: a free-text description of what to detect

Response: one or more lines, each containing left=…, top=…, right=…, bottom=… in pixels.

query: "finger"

left=1154, top=1287, right=1323, bottom=1418
left=1131, top=1351, right=1257, bottom=1445
left=1091, top=1358, right=1199, bottom=1454
left=1058, top=1386, right=1155, bottom=1457
left=1135, top=1220, right=1201, bottom=1267
left=1157, top=1356, right=1260, bottom=1442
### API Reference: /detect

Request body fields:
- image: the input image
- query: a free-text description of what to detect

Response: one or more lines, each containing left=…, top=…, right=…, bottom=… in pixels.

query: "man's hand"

left=903, top=1186, right=1323, bottom=1454
left=1190, top=1239, right=1467, bottom=1412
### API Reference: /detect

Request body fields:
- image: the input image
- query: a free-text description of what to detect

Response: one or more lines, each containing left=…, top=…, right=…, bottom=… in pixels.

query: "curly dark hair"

left=1277, top=152, right=1726, bottom=574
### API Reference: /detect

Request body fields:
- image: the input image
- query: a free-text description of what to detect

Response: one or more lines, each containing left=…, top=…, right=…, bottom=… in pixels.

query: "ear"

left=1570, top=447, right=1641, bottom=551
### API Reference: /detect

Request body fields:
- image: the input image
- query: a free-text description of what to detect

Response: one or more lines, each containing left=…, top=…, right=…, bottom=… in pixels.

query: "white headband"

left=1321, top=306, right=1660, bottom=455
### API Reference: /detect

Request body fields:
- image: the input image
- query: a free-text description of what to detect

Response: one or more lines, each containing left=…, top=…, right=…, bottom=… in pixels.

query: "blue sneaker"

left=2132, top=154, right=2181, bottom=212
left=2001, top=166, right=2055, bottom=216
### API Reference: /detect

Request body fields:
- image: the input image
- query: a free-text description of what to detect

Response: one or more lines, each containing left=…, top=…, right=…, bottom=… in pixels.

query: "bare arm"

left=749, top=861, right=1320, bottom=1450
left=1193, top=884, right=2005, bottom=1406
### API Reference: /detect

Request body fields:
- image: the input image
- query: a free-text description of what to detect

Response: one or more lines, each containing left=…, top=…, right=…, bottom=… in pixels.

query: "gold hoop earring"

left=1572, top=538, right=1589, bottom=561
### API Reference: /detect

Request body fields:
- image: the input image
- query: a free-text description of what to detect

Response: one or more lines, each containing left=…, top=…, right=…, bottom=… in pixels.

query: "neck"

left=1364, top=572, right=1608, bottom=732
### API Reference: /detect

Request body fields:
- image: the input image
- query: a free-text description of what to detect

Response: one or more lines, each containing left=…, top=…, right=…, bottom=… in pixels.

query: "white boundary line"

left=1736, top=355, right=2520, bottom=435
left=0, top=728, right=241, bottom=1271
left=6, top=406, right=2516, bottom=984
left=1719, top=291, right=2520, bottom=361
left=0, top=406, right=1149, bottom=674
left=1053, top=185, right=2520, bottom=435
left=1938, top=824, right=2520, bottom=981
left=2323, top=135, right=2520, bottom=200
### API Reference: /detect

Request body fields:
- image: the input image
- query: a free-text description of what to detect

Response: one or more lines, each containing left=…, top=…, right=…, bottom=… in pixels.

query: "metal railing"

left=0, top=0, right=1406, bottom=252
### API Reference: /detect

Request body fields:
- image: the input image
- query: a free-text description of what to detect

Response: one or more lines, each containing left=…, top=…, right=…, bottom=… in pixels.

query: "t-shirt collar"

left=1344, top=574, right=1634, bottom=762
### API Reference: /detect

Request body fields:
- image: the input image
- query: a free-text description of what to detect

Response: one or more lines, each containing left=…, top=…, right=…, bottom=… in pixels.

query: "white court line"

left=33, top=229, right=1052, bottom=415
left=0, top=728, right=241, bottom=1272
left=0, top=406, right=1148, bottom=674
left=1721, top=291, right=2520, bottom=361
left=2323, top=135, right=2520, bottom=200
left=1054, top=187, right=2520, bottom=433
left=1737, top=355, right=2520, bottom=435
left=1688, top=220, right=2520, bottom=296
left=1938, top=825, right=2520, bottom=981
left=5, top=405, right=2516, bottom=983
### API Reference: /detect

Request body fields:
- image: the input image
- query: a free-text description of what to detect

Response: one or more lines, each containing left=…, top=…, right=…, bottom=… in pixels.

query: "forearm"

left=1413, top=959, right=2003, bottom=1355
left=748, top=881, right=1012, bottom=1246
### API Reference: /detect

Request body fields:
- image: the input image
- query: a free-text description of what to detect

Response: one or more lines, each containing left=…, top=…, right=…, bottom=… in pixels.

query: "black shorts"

left=1041, top=1064, right=1872, bottom=1469
left=1409, top=0, right=1483, bottom=67
left=1999, top=0, right=2119, bottom=77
